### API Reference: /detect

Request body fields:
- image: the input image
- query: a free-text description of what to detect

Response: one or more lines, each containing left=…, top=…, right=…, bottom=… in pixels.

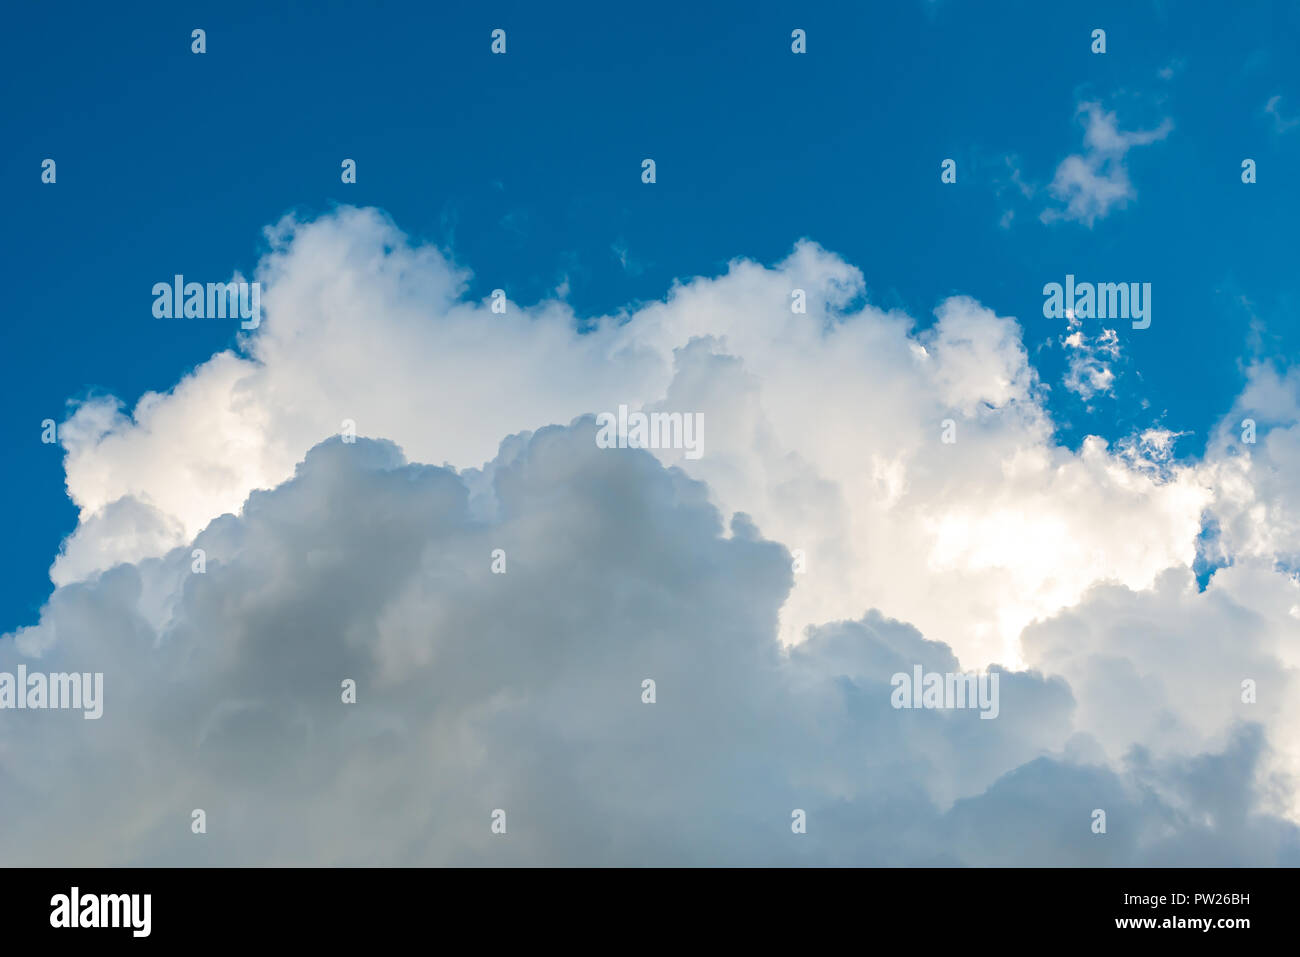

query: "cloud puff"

left=1023, top=561, right=1300, bottom=823
left=1041, top=102, right=1172, bottom=227
left=1062, top=319, right=1121, bottom=401
left=1199, top=361, right=1300, bottom=568
left=5, top=426, right=1298, bottom=865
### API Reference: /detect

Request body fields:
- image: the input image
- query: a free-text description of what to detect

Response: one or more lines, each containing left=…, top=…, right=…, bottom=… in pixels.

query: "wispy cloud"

left=1041, top=102, right=1173, bottom=227
left=995, top=155, right=1035, bottom=229
left=1264, top=95, right=1300, bottom=133
left=611, top=239, right=646, bottom=276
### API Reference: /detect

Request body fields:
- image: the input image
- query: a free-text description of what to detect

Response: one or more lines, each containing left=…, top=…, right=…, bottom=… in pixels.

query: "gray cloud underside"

left=4, top=424, right=1296, bottom=865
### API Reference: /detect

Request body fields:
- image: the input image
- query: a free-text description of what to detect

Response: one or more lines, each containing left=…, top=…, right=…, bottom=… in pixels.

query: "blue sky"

left=4, top=0, right=1300, bottom=867
left=2, top=2, right=1298, bottom=629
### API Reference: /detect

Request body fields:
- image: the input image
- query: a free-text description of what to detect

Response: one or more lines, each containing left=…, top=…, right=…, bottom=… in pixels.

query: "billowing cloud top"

left=6, top=207, right=1300, bottom=865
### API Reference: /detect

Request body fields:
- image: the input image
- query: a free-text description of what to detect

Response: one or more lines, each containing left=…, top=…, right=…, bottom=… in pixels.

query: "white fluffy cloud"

left=51, top=207, right=1210, bottom=669
left=1199, top=361, right=1300, bottom=568
left=1062, top=319, right=1120, bottom=401
left=1041, top=102, right=1172, bottom=227
left=8, top=206, right=1300, bottom=864
left=6, top=426, right=1299, bottom=865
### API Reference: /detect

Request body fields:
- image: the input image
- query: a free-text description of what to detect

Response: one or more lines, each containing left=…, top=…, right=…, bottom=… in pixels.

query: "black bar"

left=0, top=867, right=1277, bottom=943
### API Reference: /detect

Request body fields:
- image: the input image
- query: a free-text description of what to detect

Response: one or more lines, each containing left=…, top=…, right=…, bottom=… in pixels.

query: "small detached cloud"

left=1157, top=59, right=1185, bottom=81
left=1062, top=318, right=1121, bottom=401
left=1041, top=102, right=1173, bottom=227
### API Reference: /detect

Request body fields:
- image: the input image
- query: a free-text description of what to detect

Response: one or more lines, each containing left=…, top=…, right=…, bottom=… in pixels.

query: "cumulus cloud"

left=50, top=207, right=1209, bottom=670
left=1041, top=102, right=1173, bottom=227
left=5, top=426, right=1298, bottom=865
left=8, top=206, right=1300, bottom=864
left=1024, top=561, right=1300, bottom=821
